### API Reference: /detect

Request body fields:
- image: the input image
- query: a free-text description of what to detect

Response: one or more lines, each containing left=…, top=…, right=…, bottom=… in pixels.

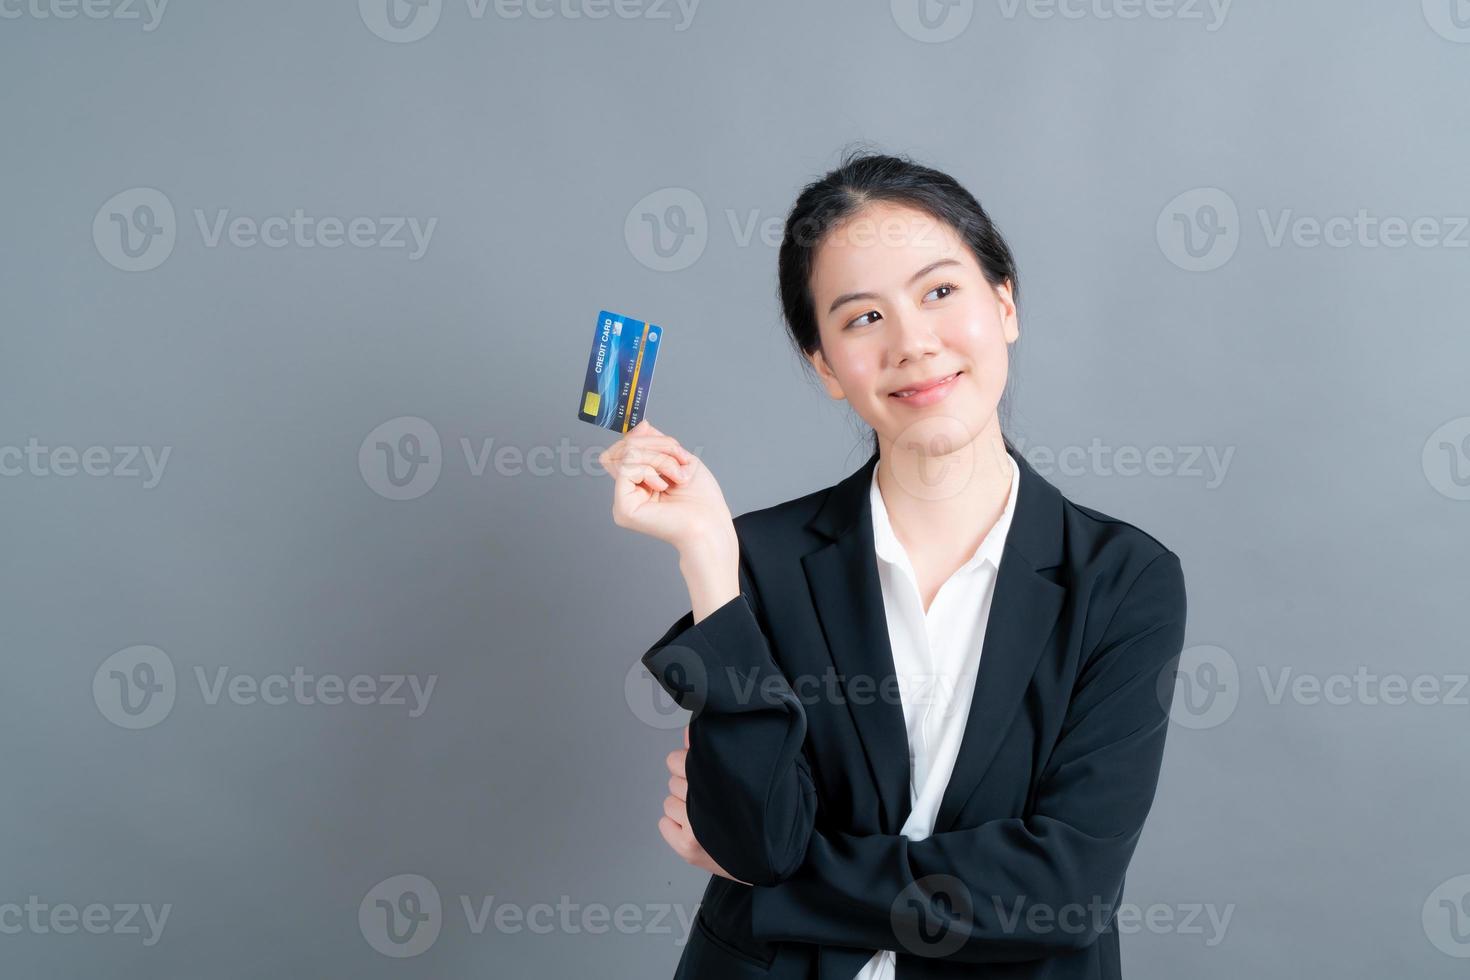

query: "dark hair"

left=777, top=146, right=1020, bottom=460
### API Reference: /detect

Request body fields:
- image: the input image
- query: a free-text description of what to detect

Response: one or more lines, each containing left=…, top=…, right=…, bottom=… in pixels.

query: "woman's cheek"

left=839, top=350, right=878, bottom=393
left=958, top=310, right=999, bottom=344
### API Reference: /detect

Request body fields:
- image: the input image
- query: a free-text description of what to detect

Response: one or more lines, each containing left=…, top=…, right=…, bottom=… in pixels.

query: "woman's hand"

left=599, top=420, right=734, bottom=557
left=658, top=726, right=748, bottom=884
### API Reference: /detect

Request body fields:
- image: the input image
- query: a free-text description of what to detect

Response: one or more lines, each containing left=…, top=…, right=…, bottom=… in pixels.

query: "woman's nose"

left=888, top=311, right=941, bottom=365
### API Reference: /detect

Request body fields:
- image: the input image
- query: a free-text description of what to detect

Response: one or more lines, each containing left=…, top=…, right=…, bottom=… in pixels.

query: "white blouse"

left=853, top=453, right=1021, bottom=980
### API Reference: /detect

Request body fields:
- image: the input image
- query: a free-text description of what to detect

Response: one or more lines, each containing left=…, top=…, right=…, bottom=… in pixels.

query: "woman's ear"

left=995, top=280, right=1020, bottom=344
left=807, top=347, right=847, bottom=401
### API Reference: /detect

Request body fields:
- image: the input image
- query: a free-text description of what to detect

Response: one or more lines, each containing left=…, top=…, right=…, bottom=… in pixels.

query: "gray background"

left=3, top=0, right=1469, bottom=976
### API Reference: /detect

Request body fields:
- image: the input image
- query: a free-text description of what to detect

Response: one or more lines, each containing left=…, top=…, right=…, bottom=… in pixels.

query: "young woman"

left=599, top=151, right=1188, bottom=980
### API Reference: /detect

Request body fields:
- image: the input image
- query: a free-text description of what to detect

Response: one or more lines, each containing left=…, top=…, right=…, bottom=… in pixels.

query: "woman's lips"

left=889, top=371, right=961, bottom=407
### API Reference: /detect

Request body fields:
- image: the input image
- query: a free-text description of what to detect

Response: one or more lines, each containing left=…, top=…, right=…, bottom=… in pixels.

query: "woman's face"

left=806, top=201, right=1018, bottom=456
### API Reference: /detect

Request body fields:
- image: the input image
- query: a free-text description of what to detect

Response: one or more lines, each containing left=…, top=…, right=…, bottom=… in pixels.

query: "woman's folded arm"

left=746, top=552, right=1188, bottom=963
left=640, top=549, right=818, bottom=887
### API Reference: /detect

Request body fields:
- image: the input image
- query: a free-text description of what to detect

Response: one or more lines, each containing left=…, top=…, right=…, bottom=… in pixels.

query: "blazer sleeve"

left=747, top=551, right=1188, bottom=962
left=639, top=540, right=818, bottom=887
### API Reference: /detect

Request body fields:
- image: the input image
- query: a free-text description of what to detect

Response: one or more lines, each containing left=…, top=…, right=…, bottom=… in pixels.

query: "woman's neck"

left=874, top=425, right=1014, bottom=583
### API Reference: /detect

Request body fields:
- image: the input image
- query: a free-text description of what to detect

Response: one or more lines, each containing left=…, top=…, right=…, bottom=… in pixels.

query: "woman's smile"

left=888, top=369, right=963, bottom=407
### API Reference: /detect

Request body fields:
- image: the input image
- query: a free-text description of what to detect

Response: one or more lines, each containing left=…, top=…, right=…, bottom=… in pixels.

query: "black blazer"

left=641, top=443, right=1188, bottom=980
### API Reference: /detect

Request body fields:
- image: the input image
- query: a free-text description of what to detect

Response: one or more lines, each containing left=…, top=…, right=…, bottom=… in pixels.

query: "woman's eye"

left=924, top=283, right=958, bottom=302
left=846, top=310, right=881, bottom=330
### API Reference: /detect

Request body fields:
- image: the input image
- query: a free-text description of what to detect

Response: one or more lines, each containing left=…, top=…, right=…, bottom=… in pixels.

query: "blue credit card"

left=576, top=310, right=663, bottom=432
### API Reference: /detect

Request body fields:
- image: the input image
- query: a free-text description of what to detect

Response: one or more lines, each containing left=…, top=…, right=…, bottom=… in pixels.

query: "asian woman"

left=599, top=150, right=1188, bottom=980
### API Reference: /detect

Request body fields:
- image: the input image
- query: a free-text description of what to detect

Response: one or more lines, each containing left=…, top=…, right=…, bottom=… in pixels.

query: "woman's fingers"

left=608, top=431, right=690, bottom=462
left=633, top=450, right=688, bottom=486
left=602, top=433, right=695, bottom=474
left=633, top=433, right=692, bottom=463
left=657, top=814, right=683, bottom=848
left=662, top=793, right=687, bottom=826
left=608, top=449, right=688, bottom=490
left=623, top=462, right=669, bottom=492
left=658, top=815, right=693, bottom=860
left=668, top=774, right=687, bottom=801
left=665, top=748, right=686, bottom=779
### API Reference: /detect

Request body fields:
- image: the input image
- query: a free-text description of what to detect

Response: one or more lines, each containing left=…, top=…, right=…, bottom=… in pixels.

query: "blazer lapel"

left=802, top=445, right=1068, bottom=838
left=803, top=449, right=912, bottom=834
left=934, top=447, right=1066, bottom=832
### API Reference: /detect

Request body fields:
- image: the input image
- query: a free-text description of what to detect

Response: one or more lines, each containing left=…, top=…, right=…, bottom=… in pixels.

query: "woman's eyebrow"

left=826, top=258, right=963, bottom=315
